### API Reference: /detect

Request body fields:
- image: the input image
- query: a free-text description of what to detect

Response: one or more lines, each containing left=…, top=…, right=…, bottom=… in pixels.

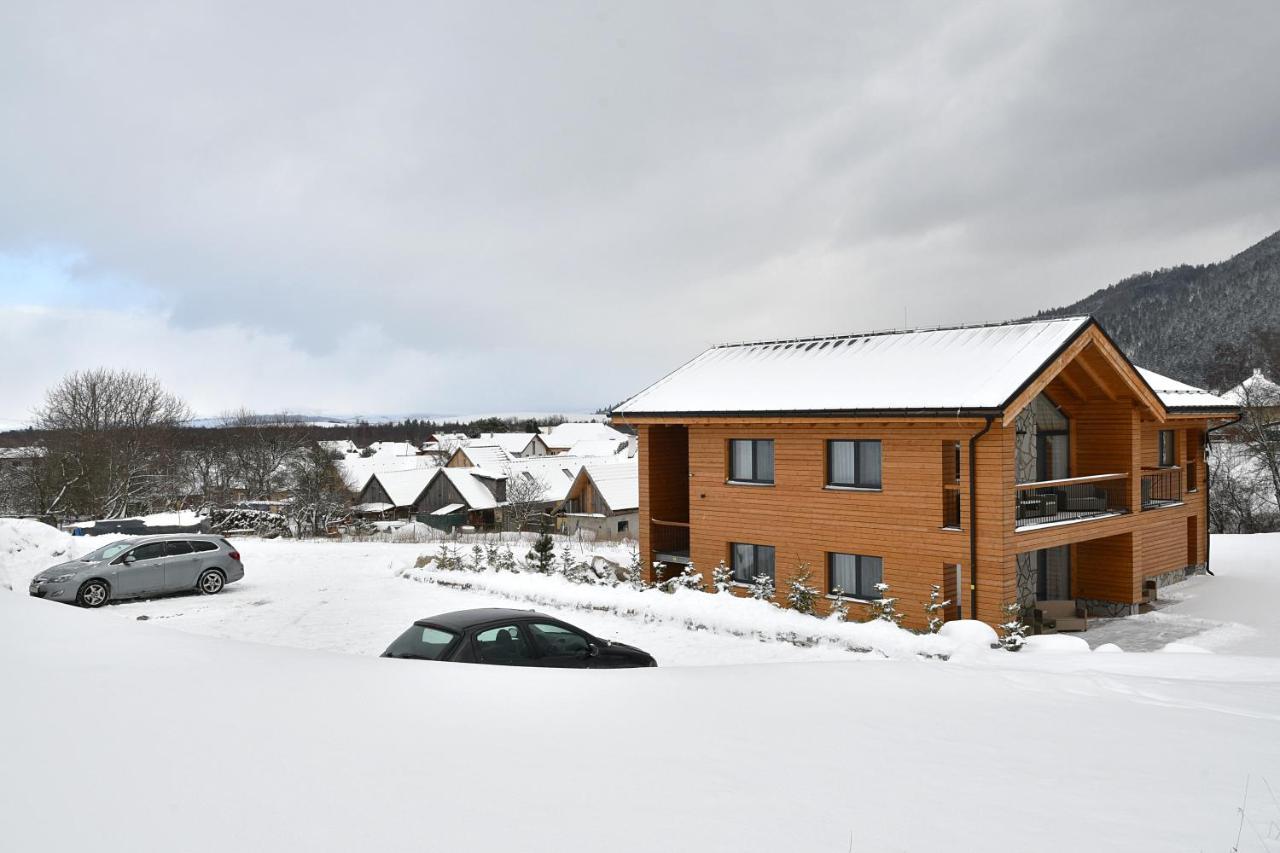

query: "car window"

left=81, top=541, right=134, bottom=562
left=385, top=625, right=458, bottom=660
left=124, top=542, right=168, bottom=562
left=527, top=622, right=591, bottom=658
left=474, top=624, right=534, bottom=663
left=164, top=541, right=194, bottom=556
left=189, top=541, right=218, bottom=553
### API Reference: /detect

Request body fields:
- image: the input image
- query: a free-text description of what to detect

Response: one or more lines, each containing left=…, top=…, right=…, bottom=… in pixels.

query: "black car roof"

left=417, top=607, right=547, bottom=630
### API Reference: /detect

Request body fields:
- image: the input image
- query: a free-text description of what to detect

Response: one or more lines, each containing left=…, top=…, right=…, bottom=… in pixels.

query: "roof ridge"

left=713, top=315, right=1090, bottom=350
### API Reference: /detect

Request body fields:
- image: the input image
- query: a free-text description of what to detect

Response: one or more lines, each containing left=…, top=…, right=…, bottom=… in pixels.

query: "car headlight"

left=48, top=573, right=76, bottom=584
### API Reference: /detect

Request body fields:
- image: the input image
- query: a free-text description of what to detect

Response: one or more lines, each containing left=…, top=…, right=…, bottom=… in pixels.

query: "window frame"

left=825, top=439, right=883, bottom=490
left=471, top=623, right=537, bottom=665
left=730, top=542, right=776, bottom=584
left=727, top=439, right=775, bottom=485
left=826, top=552, right=885, bottom=600
left=1157, top=430, right=1176, bottom=467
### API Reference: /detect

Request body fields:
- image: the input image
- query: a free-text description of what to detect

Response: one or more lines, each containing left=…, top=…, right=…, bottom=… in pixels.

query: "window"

left=164, top=541, right=194, bottom=557
left=528, top=622, right=591, bottom=659
left=1158, top=430, right=1175, bottom=467
left=617, top=519, right=629, bottom=533
left=827, top=440, right=882, bottom=488
left=384, top=625, right=458, bottom=660
left=728, top=439, right=774, bottom=484
left=474, top=624, right=535, bottom=664
left=828, top=553, right=884, bottom=599
left=731, top=543, right=776, bottom=584
left=190, top=541, right=218, bottom=553
left=121, top=542, right=168, bottom=563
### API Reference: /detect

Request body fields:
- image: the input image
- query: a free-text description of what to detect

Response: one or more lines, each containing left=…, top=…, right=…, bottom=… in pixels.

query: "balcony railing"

left=1141, top=467, right=1183, bottom=509
left=1014, top=473, right=1130, bottom=529
left=651, top=518, right=691, bottom=564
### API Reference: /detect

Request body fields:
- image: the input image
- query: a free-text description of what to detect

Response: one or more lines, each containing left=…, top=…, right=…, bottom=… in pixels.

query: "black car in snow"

left=382, top=608, right=657, bottom=668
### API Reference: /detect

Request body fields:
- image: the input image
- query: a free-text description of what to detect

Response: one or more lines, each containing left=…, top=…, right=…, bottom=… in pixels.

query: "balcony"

left=1014, top=473, right=1130, bottom=529
left=651, top=518, right=691, bottom=564
left=1141, top=467, right=1183, bottom=509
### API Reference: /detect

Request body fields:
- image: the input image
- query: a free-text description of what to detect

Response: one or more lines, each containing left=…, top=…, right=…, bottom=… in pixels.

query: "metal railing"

left=1014, top=473, right=1130, bottom=528
left=1141, top=467, right=1182, bottom=509
left=651, top=518, right=690, bottom=562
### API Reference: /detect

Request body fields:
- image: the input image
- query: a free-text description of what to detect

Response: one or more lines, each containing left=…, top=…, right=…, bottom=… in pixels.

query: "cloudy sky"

left=2, top=1, right=1279, bottom=423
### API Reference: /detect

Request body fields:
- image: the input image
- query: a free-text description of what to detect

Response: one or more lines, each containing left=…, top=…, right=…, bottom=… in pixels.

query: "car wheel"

left=197, top=569, right=225, bottom=595
left=77, top=579, right=110, bottom=608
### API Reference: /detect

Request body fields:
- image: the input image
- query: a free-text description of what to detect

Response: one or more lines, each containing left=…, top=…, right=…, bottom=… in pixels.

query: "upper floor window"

left=827, top=440, right=881, bottom=489
left=729, top=439, right=774, bottom=484
left=1158, top=430, right=1176, bottom=467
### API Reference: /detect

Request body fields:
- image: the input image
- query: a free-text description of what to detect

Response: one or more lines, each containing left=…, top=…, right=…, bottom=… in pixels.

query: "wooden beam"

left=1051, top=366, right=1089, bottom=402
left=1073, top=346, right=1118, bottom=401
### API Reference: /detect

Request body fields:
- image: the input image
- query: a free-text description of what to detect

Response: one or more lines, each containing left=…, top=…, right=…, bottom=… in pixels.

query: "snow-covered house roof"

left=614, top=317, right=1102, bottom=416
left=433, top=468, right=501, bottom=510
left=370, top=468, right=438, bottom=509
left=541, top=422, right=628, bottom=450
left=474, top=433, right=543, bottom=456
left=1135, top=367, right=1238, bottom=412
left=563, top=437, right=628, bottom=458
left=450, top=444, right=514, bottom=470
left=318, top=439, right=358, bottom=456
left=1222, top=369, right=1280, bottom=406
left=339, top=455, right=437, bottom=494
left=0, top=446, right=42, bottom=461
left=504, top=455, right=601, bottom=503
left=564, top=460, right=639, bottom=513
left=366, top=441, right=422, bottom=458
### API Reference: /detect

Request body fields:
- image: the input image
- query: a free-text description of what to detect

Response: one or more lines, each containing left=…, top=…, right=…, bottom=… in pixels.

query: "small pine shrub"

left=436, top=543, right=462, bottom=572
left=998, top=602, right=1028, bottom=651
left=622, top=548, right=645, bottom=589
left=786, top=565, right=819, bottom=615
left=526, top=528, right=555, bottom=573
left=924, top=583, right=950, bottom=634
left=661, top=562, right=703, bottom=593
left=469, top=544, right=486, bottom=573
left=712, top=561, right=735, bottom=594
left=749, top=573, right=776, bottom=603
left=493, top=546, right=517, bottom=573
left=827, top=586, right=849, bottom=622
left=867, top=582, right=902, bottom=626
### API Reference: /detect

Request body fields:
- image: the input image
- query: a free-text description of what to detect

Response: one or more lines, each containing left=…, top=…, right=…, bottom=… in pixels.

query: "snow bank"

left=1021, top=634, right=1091, bottom=654
left=1159, top=642, right=1213, bottom=654
left=1093, top=643, right=1124, bottom=654
left=401, top=562, right=956, bottom=659
left=937, top=620, right=998, bottom=657
left=0, top=519, right=92, bottom=592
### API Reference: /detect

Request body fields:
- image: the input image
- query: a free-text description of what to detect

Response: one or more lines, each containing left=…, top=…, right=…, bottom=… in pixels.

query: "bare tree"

left=224, top=409, right=310, bottom=501
left=285, top=443, right=355, bottom=537
left=32, top=369, right=190, bottom=518
left=1231, top=372, right=1280, bottom=519
left=1208, top=441, right=1277, bottom=533
left=502, top=468, right=550, bottom=531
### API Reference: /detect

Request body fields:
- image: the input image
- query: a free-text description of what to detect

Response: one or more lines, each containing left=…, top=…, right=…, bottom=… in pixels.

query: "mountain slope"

left=1033, top=229, right=1280, bottom=390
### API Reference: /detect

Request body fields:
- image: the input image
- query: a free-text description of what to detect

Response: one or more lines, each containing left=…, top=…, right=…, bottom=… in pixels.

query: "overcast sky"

left=2, top=1, right=1279, bottom=423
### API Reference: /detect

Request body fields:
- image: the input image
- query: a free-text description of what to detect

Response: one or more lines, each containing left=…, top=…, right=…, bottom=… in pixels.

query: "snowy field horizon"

left=2, top=519, right=1278, bottom=851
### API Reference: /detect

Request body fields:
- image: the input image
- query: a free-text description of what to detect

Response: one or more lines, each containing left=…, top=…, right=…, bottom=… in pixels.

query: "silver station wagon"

left=29, top=534, right=245, bottom=607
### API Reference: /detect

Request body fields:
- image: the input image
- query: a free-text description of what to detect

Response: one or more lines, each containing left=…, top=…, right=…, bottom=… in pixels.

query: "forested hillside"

left=1033, top=230, right=1280, bottom=390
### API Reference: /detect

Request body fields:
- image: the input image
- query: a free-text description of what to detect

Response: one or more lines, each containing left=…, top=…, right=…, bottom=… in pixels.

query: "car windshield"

left=384, top=625, right=458, bottom=660
left=79, top=541, right=134, bottom=562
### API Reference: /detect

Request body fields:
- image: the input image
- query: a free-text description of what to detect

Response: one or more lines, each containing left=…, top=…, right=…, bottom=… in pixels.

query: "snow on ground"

left=3, top=520, right=1280, bottom=851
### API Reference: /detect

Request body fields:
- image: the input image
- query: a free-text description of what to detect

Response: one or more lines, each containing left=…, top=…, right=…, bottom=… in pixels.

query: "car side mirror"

left=585, top=643, right=600, bottom=659
left=122, top=555, right=136, bottom=564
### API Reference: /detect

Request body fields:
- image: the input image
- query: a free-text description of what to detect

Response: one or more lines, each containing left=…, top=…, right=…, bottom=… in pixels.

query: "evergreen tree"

left=786, top=565, right=819, bottom=614
left=998, top=602, right=1028, bottom=651
left=436, top=543, right=462, bottom=572
left=559, top=543, right=575, bottom=576
left=494, top=546, right=517, bottom=573
left=867, top=582, right=902, bottom=626
left=924, top=583, right=950, bottom=634
left=749, top=573, right=776, bottom=603
left=622, top=546, right=645, bottom=589
left=662, top=562, right=703, bottom=592
left=828, top=586, right=849, bottom=622
left=526, top=524, right=555, bottom=573
left=712, top=560, right=735, bottom=594
left=469, top=544, right=486, bottom=573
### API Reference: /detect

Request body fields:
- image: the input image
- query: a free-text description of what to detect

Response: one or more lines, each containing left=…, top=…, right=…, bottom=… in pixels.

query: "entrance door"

left=1036, top=546, right=1071, bottom=601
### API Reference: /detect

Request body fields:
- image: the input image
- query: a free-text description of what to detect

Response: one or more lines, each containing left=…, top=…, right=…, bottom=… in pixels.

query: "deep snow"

left=3, top=521, right=1280, bottom=851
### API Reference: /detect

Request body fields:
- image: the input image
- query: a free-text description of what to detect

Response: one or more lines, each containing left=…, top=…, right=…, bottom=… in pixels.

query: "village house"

left=556, top=459, right=639, bottom=540
left=539, top=421, right=630, bottom=454
left=612, top=316, right=1239, bottom=631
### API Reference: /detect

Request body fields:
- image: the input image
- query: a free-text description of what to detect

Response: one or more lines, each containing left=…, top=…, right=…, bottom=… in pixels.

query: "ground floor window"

left=827, top=552, right=883, bottom=599
left=731, top=543, right=775, bottom=583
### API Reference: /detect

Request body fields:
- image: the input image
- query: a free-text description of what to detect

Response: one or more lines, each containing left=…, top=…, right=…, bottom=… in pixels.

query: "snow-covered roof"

left=339, top=455, right=437, bottom=493
left=436, top=468, right=500, bottom=510
left=430, top=502, right=465, bottom=516
left=1222, top=369, right=1280, bottom=406
left=504, top=455, right=600, bottom=503
left=366, top=441, right=422, bottom=458
left=1135, top=367, right=1238, bottom=412
left=453, top=444, right=514, bottom=470
left=579, top=460, right=638, bottom=512
left=370, top=468, right=438, bottom=508
left=0, top=446, right=42, bottom=460
left=474, top=433, right=539, bottom=455
left=564, top=437, right=628, bottom=458
left=352, top=502, right=393, bottom=513
left=614, top=317, right=1096, bottom=415
left=541, top=421, right=628, bottom=450
left=318, top=439, right=358, bottom=455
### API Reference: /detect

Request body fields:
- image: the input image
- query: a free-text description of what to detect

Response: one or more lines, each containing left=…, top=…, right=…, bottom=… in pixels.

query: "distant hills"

left=1032, top=229, right=1280, bottom=391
